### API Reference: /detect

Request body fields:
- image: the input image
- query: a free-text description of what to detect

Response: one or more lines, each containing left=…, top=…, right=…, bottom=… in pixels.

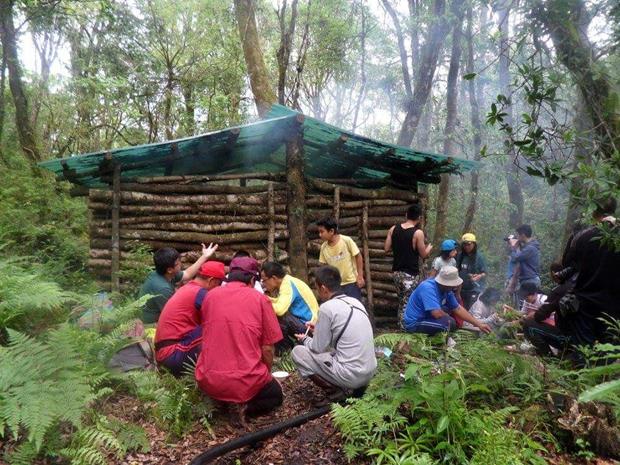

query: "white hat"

left=435, top=266, right=463, bottom=287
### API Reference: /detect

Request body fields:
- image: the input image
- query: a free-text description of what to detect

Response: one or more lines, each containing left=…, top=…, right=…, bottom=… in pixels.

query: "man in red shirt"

left=155, top=261, right=225, bottom=377
left=195, top=257, right=283, bottom=420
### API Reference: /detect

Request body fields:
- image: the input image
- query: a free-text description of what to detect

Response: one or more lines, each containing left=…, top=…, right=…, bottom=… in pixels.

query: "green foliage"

left=332, top=338, right=550, bottom=464
left=118, top=242, right=153, bottom=291
left=0, top=326, right=110, bottom=452
left=0, top=257, right=74, bottom=335
left=126, top=369, right=214, bottom=438
left=60, top=415, right=150, bottom=465
left=0, top=162, right=89, bottom=290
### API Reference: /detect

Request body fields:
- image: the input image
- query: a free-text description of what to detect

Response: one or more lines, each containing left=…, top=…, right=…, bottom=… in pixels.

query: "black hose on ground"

left=188, top=404, right=332, bottom=465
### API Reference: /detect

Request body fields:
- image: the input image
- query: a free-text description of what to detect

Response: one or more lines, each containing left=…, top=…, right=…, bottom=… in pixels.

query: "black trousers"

left=276, top=313, right=307, bottom=354
left=246, top=378, right=283, bottom=416
left=522, top=319, right=571, bottom=356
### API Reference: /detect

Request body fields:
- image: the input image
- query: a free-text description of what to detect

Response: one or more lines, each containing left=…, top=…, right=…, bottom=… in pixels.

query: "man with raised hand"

left=139, top=242, right=218, bottom=323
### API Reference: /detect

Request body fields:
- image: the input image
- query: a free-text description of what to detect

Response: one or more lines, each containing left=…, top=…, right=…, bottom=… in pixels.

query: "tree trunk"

left=234, top=0, right=277, bottom=117
left=276, top=0, right=298, bottom=105
left=163, top=66, right=174, bottom=140
left=286, top=122, right=308, bottom=281
left=182, top=83, right=195, bottom=136
left=351, top=1, right=367, bottom=131
left=497, top=1, right=524, bottom=229
left=397, top=0, right=450, bottom=146
left=0, top=46, right=6, bottom=151
left=433, top=0, right=465, bottom=243
left=533, top=0, right=619, bottom=158
left=462, top=6, right=483, bottom=234
left=561, top=94, right=593, bottom=250
left=0, top=0, right=41, bottom=162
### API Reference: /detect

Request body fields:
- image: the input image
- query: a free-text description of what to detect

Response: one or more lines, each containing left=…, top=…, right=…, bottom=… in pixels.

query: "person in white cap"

left=403, top=266, right=492, bottom=335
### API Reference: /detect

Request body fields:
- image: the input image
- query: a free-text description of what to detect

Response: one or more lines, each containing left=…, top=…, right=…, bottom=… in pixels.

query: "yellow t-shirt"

left=319, top=234, right=360, bottom=285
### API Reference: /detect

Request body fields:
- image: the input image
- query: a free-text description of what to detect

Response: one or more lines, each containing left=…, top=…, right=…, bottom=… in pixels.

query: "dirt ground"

left=107, top=373, right=359, bottom=465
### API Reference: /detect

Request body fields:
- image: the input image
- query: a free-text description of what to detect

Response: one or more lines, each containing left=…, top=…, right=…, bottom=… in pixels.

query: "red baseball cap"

left=198, top=261, right=225, bottom=280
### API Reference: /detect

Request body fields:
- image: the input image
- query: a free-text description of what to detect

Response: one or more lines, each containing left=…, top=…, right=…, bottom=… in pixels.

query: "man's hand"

left=520, top=313, right=535, bottom=325
left=202, top=242, right=218, bottom=258
left=477, top=322, right=492, bottom=334
left=470, top=274, right=482, bottom=282
left=509, top=238, right=519, bottom=249
left=295, top=321, right=315, bottom=341
left=356, top=275, right=365, bottom=288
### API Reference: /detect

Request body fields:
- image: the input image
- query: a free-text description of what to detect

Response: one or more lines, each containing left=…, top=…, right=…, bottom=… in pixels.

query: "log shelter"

left=40, top=105, right=479, bottom=319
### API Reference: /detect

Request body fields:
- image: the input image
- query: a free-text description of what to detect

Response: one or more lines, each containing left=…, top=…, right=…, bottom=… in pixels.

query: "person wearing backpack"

left=292, top=266, right=376, bottom=402
left=154, top=261, right=225, bottom=377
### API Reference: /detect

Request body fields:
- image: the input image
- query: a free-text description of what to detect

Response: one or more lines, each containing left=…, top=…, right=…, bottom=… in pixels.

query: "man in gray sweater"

left=292, top=266, right=376, bottom=398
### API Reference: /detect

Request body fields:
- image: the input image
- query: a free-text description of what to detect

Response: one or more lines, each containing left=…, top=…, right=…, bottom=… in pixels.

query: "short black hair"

left=313, top=265, right=341, bottom=291
left=516, top=224, right=533, bottom=238
left=594, top=197, right=617, bottom=217
left=520, top=281, right=538, bottom=296
left=440, top=249, right=454, bottom=260
left=479, top=287, right=501, bottom=306
left=233, top=250, right=251, bottom=258
left=316, top=217, right=338, bottom=233
left=407, top=204, right=422, bottom=220
left=261, top=261, right=286, bottom=279
left=550, top=261, right=564, bottom=273
left=227, top=270, right=254, bottom=285
left=154, top=248, right=180, bottom=275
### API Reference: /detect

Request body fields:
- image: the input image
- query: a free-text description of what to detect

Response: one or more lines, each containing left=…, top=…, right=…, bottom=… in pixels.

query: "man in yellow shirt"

left=261, top=262, right=319, bottom=352
left=316, top=217, right=365, bottom=300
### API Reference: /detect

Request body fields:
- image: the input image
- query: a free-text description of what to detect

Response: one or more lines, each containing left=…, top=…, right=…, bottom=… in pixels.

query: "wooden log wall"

left=88, top=174, right=420, bottom=317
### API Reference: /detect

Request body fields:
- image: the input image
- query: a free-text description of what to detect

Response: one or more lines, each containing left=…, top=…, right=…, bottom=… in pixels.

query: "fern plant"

left=0, top=257, right=74, bottom=335
left=0, top=326, right=110, bottom=453
left=125, top=369, right=214, bottom=438
left=60, top=415, right=150, bottom=465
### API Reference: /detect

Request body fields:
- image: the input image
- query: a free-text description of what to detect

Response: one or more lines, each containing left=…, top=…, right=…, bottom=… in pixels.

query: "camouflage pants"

left=393, top=271, right=422, bottom=329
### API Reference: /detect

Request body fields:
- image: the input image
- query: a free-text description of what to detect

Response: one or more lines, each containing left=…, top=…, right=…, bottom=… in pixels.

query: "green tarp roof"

left=39, top=104, right=479, bottom=188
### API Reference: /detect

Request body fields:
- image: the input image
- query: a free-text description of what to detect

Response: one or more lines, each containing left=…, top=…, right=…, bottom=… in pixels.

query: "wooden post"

left=111, top=163, right=121, bottom=292
left=362, top=201, right=374, bottom=317
left=267, top=181, right=275, bottom=261
left=286, top=116, right=308, bottom=281
left=333, top=186, right=340, bottom=221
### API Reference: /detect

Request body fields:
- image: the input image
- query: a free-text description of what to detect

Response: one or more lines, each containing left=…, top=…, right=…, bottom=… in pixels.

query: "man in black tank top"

left=384, top=204, right=433, bottom=328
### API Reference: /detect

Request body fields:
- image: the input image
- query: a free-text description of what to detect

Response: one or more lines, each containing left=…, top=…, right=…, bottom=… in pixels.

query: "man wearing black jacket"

left=523, top=198, right=619, bottom=362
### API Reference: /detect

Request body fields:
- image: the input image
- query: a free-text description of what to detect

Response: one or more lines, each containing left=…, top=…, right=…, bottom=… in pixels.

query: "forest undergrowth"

left=1, top=257, right=619, bottom=465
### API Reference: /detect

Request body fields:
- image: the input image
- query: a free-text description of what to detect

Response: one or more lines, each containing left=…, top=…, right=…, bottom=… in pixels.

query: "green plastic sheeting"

left=39, top=104, right=479, bottom=188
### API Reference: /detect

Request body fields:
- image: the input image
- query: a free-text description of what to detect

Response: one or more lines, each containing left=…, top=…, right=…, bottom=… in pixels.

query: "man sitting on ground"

left=154, top=261, right=225, bottom=377
left=261, top=261, right=319, bottom=352
left=292, top=266, right=376, bottom=401
left=195, top=257, right=283, bottom=421
left=403, top=266, right=492, bottom=335
left=139, top=243, right=218, bottom=323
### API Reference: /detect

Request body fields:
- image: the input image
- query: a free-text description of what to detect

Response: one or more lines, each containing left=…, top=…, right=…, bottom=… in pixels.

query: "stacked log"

left=88, top=174, right=421, bottom=318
